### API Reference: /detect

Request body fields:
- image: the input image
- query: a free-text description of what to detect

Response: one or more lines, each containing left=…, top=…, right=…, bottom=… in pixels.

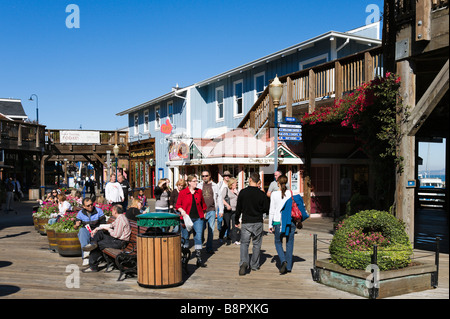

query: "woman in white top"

left=48, top=193, right=73, bottom=225
left=268, top=175, right=295, bottom=274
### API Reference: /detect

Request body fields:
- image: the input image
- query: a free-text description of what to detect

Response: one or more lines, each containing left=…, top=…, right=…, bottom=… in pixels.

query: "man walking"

left=105, top=174, right=124, bottom=205
left=198, top=170, right=223, bottom=254
left=235, top=172, right=269, bottom=275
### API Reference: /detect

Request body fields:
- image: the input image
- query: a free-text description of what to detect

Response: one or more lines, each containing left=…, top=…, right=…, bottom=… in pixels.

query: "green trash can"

left=136, top=213, right=183, bottom=288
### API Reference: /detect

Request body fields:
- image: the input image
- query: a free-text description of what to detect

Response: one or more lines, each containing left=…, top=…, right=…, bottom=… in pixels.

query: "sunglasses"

left=85, top=204, right=93, bottom=207
left=201, top=175, right=209, bottom=177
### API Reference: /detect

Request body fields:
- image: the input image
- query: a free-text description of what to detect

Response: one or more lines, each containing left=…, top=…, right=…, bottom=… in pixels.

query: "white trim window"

left=167, top=101, right=174, bottom=124
left=155, top=105, right=161, bottom=130
left=254, top=72, right=265, bottom=100
left=216, top=86, right=224, bottom=122
left=134, top=113, right=139, bottom=135
left=299, top=53, right=328, bottom=70
left=144, top=110, right=149, bottom=132
left=233, top=80, right=244, bottom=117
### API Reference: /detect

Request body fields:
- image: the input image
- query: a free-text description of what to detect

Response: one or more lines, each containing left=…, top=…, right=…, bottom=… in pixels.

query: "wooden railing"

left=0, top=119, right=46, bottom=151
left=240, top=46, right=383, bottom=132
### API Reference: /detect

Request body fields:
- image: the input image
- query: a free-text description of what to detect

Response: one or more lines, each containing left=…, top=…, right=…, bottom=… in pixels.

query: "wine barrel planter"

left=37, top=218, right=49, bottom=235
left=33, top=216, right=39, bottom=231
left=46, top=229, right=58, bottom=252
left=56, top=231, right=81, bottom=257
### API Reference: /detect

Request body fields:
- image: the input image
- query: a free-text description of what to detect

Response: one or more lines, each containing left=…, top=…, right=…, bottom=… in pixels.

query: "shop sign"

left=169, top=140, right=189, bottom=161
left=60, top=131, right=100, bottom=144
left=130, top=149, right=154, bottom=158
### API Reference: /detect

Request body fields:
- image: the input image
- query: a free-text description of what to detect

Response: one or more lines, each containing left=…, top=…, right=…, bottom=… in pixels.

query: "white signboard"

left=60, top=131, right=100, bottom=144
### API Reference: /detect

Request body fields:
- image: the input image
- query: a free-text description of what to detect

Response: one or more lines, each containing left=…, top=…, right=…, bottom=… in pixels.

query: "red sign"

left=160, top=119, right=173, bottom=134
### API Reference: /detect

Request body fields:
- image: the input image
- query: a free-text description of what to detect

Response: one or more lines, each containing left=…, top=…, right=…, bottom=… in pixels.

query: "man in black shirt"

left=117, top=174, right=131, bottom=210
left=235, top=172, right=269, bottom=275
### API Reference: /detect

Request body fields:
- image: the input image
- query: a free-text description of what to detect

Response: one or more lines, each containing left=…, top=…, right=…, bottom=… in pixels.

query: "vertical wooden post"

left=364, top=51, right=374, bottom=83
left=395, top=60, right=416, bottom=242
left=286, top=76, right=293, bottom=117
left=268, top=95, right=274, bottom=127
left=416, top=0, right=431, bottom=41
left=308, top=69, right=316, bottom=114
left=335, top=60, right=343, bottom=100
left=18, top=124, right=22, bottom=147
left=40, top=155, right=47, bottom=199
left=249, top=110, right=256, bottom=133
left=35, top=126, right=40, bottom=148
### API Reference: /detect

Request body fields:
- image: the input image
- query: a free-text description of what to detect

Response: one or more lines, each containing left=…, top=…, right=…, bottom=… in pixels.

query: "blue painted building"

left=117, top=22, right=381, bottom=196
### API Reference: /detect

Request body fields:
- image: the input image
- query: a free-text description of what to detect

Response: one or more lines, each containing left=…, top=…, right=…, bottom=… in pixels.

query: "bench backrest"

left=108, top=216, right=148, bottom=252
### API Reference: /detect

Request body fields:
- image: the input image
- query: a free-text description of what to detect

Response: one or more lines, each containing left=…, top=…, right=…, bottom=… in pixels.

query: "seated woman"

left=48, top=193, right=73, bottom=225
left=125, top=198, right=142, bottom=221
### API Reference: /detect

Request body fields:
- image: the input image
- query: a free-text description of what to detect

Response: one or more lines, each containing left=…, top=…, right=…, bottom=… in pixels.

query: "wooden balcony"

left=45, top=129, right=129, bottom=161
left=239, top=46, right=384, bottom=133
left=0, top=119, right=46, bottom=152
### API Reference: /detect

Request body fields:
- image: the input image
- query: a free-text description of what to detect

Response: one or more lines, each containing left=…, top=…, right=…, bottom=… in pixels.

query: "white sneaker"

left=82, top=258, right=89, bottom=266
left=234, top=241, right=240, bottom=246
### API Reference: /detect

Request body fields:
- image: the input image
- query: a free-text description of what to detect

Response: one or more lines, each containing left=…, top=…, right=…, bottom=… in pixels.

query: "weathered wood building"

left=382, top=0, right=449, bottom=241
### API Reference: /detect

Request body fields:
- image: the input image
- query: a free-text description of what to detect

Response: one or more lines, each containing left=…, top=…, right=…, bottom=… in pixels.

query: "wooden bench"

left=102, top=218, right=148, bottom=281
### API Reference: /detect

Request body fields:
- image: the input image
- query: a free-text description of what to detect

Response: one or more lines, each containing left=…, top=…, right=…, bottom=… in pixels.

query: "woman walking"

left=268, top=175, right=295, bottom=274
left=219, top=177, right=240, bottom=245
left=175, top=174, right=207, bottom=267
left=154, top=178, right=171, bottom=212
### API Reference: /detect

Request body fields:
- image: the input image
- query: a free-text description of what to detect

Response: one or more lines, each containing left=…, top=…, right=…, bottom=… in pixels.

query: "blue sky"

left=1, top=0, right=384, bottom=131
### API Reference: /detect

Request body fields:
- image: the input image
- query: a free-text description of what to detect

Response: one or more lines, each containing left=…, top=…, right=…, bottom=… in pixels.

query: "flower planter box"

left=56, top=232, right=81, bottom=257
left=314, top=258, right=437, bottom=299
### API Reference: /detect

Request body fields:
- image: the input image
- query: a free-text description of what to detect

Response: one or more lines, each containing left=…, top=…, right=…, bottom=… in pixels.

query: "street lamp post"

left=28, top=94, right=39, bottom=124
left=113, top=144, right=119, bottom=178
left=269, top=75, right=283, bottom=173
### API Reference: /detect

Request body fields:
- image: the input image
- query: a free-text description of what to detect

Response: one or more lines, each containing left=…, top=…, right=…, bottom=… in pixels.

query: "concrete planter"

left=314, top=258, right=437, bottom=299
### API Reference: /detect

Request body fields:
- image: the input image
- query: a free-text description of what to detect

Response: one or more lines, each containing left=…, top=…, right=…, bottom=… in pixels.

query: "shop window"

left=311, top=166, right=331, bottom=193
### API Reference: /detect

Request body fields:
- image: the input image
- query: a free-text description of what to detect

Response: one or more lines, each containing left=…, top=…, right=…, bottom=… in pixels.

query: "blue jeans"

left=273, top=223, right=296, bottom=271
left=77, top=227, right=91, bottom=258
left=181, top=218, right=204, bottom=250
left=204, top=210, right=216, bottom=251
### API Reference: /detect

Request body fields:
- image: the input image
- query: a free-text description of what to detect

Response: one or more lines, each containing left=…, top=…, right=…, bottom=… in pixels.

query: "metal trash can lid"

left=136, top=212, right=180, bottom=228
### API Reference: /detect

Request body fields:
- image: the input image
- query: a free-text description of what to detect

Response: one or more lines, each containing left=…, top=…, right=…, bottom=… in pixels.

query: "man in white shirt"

left=105, top=174, right=124, bottom=205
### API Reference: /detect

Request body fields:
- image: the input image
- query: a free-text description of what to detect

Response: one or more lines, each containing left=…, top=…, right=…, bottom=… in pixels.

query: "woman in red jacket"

left=175, top=174, right=207, bottom=267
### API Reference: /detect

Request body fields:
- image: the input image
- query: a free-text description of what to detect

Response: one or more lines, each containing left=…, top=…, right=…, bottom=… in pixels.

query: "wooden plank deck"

left=0, top=201, right=448, bottom=300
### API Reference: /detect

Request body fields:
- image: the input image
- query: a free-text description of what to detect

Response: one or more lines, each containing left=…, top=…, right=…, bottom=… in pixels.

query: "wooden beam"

left=416, top=0, right=431, bottom=41
left=406, top=59, right=449, bottom=136
left=93, top=152, right=106, bottom=166
left=396, top=60, right=416, bottom=241
left=286, top=77, right=293, bottom=117
left=308, top=69, right=316, bottom=113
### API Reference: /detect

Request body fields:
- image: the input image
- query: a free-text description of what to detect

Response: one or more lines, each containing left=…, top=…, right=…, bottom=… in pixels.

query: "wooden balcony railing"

left=46, top=129, right=128, bottom=146
left=0, top=119, right=46, bottom=151
left=240, top=46, right=383, bottom=132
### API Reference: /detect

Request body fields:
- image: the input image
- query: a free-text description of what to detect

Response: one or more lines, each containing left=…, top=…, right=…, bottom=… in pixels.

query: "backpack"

left=289, top=190, right=309, bottom=229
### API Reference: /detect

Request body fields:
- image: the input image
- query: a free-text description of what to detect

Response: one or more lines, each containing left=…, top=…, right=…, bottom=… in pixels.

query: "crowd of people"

left=35, top=169, right=306, bottom=276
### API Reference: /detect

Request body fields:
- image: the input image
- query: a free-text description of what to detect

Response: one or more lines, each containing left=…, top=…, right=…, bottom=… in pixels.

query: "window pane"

left=235, top=82, right=242, bottom=98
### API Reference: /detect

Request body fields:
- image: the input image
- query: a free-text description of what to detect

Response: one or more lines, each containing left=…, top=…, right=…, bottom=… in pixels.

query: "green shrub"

left=346, top=193, right=374, bottom=216
left=329, top=210, right=413, bottom=271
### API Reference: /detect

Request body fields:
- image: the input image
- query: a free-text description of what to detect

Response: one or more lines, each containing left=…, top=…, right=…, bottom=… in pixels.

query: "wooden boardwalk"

left=0, top=201, right=448, bottom=300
